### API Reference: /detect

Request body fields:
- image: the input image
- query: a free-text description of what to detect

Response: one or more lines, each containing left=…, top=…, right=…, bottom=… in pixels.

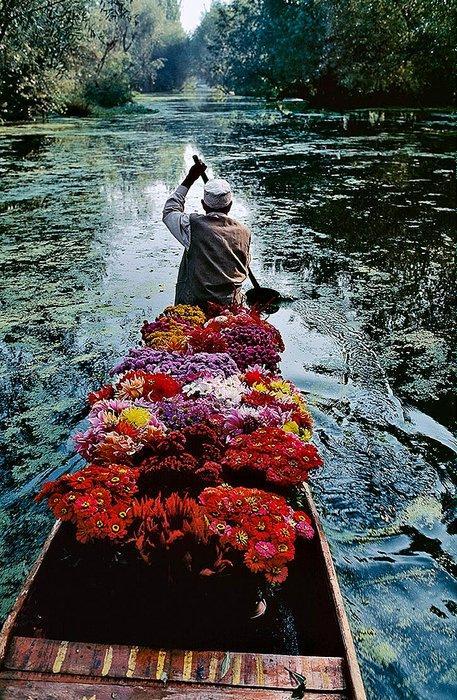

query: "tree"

left=128, top=0, right=189, bottom=93
left=192, top=0, right=264, bottom=94
left=329, top=0, right=457, bottom=104
left=0, top=0, right=132, bottom=120
left=192, top=0, right=457, bottom=105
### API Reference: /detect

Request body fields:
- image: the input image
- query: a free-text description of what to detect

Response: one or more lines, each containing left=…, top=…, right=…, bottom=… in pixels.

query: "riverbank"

left=2, top=88, right=456, bottom=126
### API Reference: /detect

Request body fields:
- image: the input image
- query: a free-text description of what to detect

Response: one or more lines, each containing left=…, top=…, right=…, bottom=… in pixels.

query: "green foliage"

left=0, top=0, right=89, bottom=120
left=329, top=0, right=457, bottom=104
left=193, top=0, right=457, bottom=105
left=2, top=0, right=455, bottom=119
left=83, top=55, right=132, bottom=108
left=128, top=0, right=189, bottom=93
left=193, top=0, right=264, bottom=95
left=0, top=0, right=189, bottom=121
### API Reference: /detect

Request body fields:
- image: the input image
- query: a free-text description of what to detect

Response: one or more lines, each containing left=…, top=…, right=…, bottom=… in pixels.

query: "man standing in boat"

left=162, top=159, right=251, bottom=307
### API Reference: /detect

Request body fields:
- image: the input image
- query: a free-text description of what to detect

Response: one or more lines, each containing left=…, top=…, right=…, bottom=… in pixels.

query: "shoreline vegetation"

left=0, top=0, right=455, bottom=124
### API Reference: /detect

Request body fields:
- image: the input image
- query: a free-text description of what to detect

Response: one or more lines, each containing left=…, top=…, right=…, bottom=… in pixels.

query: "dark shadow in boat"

left=13, top=523, right=344, bottom=657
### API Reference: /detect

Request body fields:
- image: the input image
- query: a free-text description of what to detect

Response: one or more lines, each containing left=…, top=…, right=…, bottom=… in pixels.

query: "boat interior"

left=12, top=522, right=345, bottom=658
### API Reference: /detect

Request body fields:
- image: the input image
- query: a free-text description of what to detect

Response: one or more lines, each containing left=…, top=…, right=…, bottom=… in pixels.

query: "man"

left=162, top=160, right=251, bottom=307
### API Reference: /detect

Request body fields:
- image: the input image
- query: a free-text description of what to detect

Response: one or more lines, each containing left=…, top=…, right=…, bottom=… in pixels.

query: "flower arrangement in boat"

left=74, top=400, right=165, bottom=465
left=141, top=317, right=190, bottom=351
left=188, top=309, right=284, bottom=372
left=199, top=486, right=314, bottom=583
left=36, top=464, right=139, bottom=543
left=111, top=349, right=239, bottom=383
left=222, top=427, right=323, bottom=487
left=161, top=304, right=206, bottom=326
left=37, top=304, right=323, bottom=590
left=141, top=304, right=206, bottom=351
left=141, top=305, right=284, bottom=372
left=137, top=423, right=224, bottom=494
left=130, top=493, right=213, bottom=569
left=242, top=371, right=314, bottom=441
left=115, top=371, right=182, bottom=402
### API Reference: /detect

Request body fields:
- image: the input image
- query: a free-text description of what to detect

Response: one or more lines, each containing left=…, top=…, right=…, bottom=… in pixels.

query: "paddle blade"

left=245, top=286, right=282, bottom=313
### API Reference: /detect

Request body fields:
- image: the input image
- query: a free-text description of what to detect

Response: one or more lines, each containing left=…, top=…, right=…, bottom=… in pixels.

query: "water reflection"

left=0, top=95, right=455, bottom=699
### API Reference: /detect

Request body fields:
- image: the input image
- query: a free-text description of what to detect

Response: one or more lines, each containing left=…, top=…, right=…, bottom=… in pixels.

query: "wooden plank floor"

left=2, top=636, right=347, bottom=696
left=0, top=674, right=348, bottom=699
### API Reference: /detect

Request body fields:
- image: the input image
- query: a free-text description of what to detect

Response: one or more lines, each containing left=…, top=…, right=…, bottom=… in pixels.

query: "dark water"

left=0, top=94, right=455, bottom=699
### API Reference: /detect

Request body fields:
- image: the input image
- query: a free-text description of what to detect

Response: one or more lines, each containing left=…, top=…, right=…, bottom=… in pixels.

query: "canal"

left=0, top=94, right=455, bottom=699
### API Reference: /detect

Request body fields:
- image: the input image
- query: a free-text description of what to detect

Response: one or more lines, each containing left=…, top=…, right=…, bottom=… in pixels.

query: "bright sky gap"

left=180, top=0, right=228, bottom=33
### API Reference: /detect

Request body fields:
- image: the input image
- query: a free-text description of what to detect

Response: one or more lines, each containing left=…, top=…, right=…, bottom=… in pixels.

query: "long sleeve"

left=162, top=185, right=192, bottom=250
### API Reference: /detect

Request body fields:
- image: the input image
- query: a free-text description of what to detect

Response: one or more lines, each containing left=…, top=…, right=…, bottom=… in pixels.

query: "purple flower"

left=155, top=394, right=224, bottom=430
left=111, top=349, right=239, bottom=382
left=221, top=326, right=281, bottom=372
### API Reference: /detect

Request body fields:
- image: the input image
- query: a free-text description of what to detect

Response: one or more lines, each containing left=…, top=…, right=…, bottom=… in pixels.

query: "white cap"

left=203, top=178, right=232, bottom=210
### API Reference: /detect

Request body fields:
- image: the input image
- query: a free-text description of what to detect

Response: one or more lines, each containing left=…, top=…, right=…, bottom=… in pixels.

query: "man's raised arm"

left=162, top=161, right=207, bottom=250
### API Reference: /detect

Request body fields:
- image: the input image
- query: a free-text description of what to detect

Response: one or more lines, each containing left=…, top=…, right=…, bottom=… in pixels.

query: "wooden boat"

left=0, top=484, right=366, bottom=699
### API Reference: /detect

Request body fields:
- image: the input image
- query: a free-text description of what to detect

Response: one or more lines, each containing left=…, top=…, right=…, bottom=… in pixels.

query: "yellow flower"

left=270, top=379, right=292, bottom=394
left=235, top=529, right=249, bottom=546
left=299, top=428, right=313, bottom=442
left=252, top=382, right=268, bottom=393
left=163, top=304, right=206, bottom=326
left=120, top=406, right=151, bottom=428
left=283, top=420, right=299, bottom=435
left=145, top=328, right=188, bottom=351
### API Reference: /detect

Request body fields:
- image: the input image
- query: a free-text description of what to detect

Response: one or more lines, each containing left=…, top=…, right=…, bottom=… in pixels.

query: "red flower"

left=143, top=373, right=181, bottom=401
left=265, top=566, right=288, bottom=584
left=243, top=369, right=270, bottom=386
left=199, top=485, right=313, bottom=584
left=130, top=493, right=210, bottom=565
left=188, top=327, right=228, bottom=353
left=36, top=464, right=139, bottom=543
left=138, top=423, right=225, bottom=496
left=222, top=427, right=323, bottom=487
left=88, top=384, right=115, bottom=405
left=116, top=371, right=181, bottom=402
left=115, top=420, right=140, bottom=438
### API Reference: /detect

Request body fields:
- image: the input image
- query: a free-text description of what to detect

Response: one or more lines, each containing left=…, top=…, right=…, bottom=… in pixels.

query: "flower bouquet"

left=37, top=303, right=323, bottom=618
left=222, top=427, right=323, bottom=489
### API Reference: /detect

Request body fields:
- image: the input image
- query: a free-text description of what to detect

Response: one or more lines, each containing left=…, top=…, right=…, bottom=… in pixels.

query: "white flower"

left=182, top=375, right=245, bottom=405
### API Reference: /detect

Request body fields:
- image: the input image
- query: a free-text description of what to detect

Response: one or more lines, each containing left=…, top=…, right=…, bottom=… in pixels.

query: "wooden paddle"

left=192, top=155, right=282, bottom=310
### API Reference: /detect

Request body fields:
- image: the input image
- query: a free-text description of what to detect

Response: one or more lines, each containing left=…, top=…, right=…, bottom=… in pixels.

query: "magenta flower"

left=254, top=541, right=277, bottom=559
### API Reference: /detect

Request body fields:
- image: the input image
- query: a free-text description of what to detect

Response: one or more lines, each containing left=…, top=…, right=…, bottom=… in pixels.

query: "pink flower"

left=295, top=520, right=315, bottom=540
left=254, top=541, right=277, bottom=559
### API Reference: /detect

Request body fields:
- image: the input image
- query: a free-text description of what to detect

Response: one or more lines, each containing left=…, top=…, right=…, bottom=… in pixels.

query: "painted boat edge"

left=0, top=490, right=366, bottom=698
left=303, top=483, right=366, bottom=700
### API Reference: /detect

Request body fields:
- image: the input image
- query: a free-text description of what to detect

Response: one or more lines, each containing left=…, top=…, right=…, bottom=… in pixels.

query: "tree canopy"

left=0, top=0, right=188, bottom=120
left=192, top=0, right=457, bottom=105
left=0, top=0, right=455, bottom=120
